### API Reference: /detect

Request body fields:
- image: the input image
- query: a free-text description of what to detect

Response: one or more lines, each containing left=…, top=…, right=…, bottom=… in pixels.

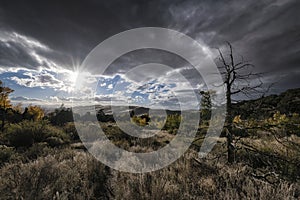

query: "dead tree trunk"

left=217, top=42, right=264, bottom=164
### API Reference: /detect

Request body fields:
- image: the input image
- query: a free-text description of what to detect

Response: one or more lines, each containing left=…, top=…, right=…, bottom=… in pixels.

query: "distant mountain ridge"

left=73, top=88, right=300, bottom=120
left=94, top=105, right=181, bottom=116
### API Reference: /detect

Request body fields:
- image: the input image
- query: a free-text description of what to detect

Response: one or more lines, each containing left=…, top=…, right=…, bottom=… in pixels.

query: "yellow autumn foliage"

left=27, top=105, right=45, bottom=121
left=233, top=115, right=242, bottom=124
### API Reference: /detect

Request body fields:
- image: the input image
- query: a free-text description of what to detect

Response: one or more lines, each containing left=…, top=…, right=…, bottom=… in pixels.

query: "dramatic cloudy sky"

left=0, top=0, right=299, bottom=108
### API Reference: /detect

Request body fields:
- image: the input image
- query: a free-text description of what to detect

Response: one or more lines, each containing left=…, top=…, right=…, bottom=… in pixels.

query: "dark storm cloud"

left=167, top=0, right=300, bottom=71
left=104, top=49, right=194, bottom=74
left=0, top=0, right=171, bottom=70
left=0, top=0, right=299, bottom=92
left=167, top=0, right=300, bottom=92
left=0, top=40, right=40, bottom=69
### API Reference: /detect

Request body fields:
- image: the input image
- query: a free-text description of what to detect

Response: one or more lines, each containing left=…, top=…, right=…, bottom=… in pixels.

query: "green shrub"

left=4, top=120, right=70, bottom=148
left=63, top=122, right=80, bottom=141
left=5, top=123, right=34, bottom=147
left=45, top=137, right=64, bottom=147
left=162, top=114, right=181, bottom=134
left=0, top=145, right=14, bottom=165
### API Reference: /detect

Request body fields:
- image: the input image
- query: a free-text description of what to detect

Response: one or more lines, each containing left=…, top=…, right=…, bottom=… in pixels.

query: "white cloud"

left=10, top=69, right=70, bottom=91
left=107, top=84, right=113, bottom=89
left=7, top=67, right=96, bottom=94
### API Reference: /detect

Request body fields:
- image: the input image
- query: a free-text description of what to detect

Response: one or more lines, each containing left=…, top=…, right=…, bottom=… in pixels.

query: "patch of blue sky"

left=96, top=74, right=129, bottom=95
left=0, top=71, right=65, bottom=100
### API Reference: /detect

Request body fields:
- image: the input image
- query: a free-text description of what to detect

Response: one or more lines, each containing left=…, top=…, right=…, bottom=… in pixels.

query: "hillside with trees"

left=233, top=88, right=300, bottom=119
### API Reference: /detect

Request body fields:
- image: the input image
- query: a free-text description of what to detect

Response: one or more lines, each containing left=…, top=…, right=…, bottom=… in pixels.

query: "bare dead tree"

left=217, top=42, right=265, bottom=163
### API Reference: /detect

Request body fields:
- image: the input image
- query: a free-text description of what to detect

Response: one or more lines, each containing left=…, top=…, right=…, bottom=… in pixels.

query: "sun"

left=68, top=70, right=79, bottom=83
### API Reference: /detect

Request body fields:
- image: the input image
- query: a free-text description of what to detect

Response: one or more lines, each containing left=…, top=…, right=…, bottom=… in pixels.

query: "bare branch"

left=217, top=48, right=230, bottom=72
